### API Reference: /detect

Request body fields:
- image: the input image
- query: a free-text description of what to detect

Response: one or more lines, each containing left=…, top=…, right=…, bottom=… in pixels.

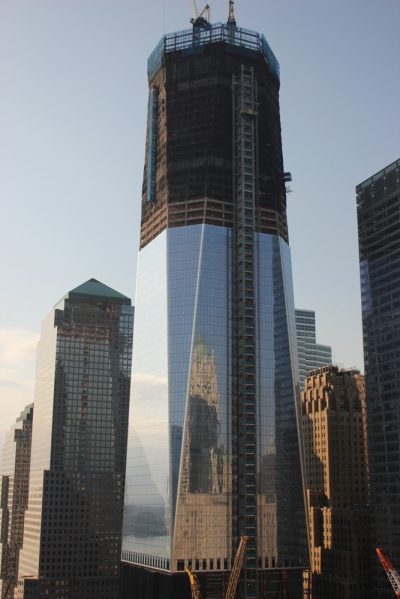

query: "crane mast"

left=228, top=0, right=236, bottom=24
left=185, top=536, right=248, bottom=599
left=376, top=548, right=400, bottom=597
left=224, top=536, right=248, bottom=599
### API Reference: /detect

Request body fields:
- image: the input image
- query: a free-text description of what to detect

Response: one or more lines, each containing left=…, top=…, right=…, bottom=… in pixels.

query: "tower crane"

left=376, top=548, right=400, bottom=597
left=188, top=0, right=210, bottom=26
left=185, top=536, right=248, bottom=599
left=224, top=536, right=248, bottom=599
left=228, top=0, right=236, bottom=25
left=185, top=566, right=203, bottom=599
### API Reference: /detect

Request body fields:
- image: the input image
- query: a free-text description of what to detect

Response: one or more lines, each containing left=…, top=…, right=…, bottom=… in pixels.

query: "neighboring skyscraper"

left=302, top=366, right=371, bottom=599
left=295, top=309, right=332, bottom=387
left=122, top=16, right=308, bottom=599
left=0, top=404, right=34, bottom=599
left=15, top=279, right=133, bottom=599
left=356, top=158, right=400, bottom=598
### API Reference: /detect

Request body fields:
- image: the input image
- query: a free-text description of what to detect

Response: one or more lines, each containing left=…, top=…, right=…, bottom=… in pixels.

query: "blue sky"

left=0, top=0, right=399, bottom=445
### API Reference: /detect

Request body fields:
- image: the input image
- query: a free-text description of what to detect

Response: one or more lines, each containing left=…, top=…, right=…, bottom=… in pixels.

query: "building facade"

left=356, top=158, right=400, bottom=598
left=302, top=366, right=371, bottom=599
left=295, top=310, right=332, bottom=387
left=15, top=279, right=133, bottom=599
left=0, top=404, right=34, bottom=599
left=122, top=17, right=308, bottom=599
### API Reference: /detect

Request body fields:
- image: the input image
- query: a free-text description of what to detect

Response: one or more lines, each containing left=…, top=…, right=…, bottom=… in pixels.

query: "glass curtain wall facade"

left=122, top=20, right=308, bottom=599
left=16, top=279, right=133, bottom=599
left=356, top=158, right=400, bottom=599
left=295, top=310, right=332, bottom=388
left=0, top=405, right=34, bottom=599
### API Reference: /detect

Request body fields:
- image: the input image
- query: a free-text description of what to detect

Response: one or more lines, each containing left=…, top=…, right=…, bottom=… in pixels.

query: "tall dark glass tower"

left=122, top=18, right=308, bottom=599
left=356, top=158, right=400, bottom=599
left=16, top=279, right=133, bottom=599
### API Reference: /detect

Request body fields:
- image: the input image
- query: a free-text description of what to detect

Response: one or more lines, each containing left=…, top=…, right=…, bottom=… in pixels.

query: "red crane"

left=376, top=548, right=400, bottom=597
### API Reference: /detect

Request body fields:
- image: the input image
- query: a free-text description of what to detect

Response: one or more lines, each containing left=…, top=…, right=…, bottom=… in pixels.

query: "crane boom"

left=185, top=566, right=203, bottom=599
left=376, top=548, right=400, bottom=597
left=225, top=536, right=248, bottom=599
left=189, top=0, right=198, bottom=19
left=188, top=0, right=210, bottom=26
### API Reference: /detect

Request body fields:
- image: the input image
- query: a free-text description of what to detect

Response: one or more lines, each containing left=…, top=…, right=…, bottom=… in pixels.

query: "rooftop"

left=54, top=278, right=131, bottom=307
left=148, top=22, right=279, bottom=81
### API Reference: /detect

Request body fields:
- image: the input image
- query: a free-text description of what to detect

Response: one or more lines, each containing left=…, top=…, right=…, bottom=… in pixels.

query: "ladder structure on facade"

left=232, top=62, right=259, bottom=598
left=376, top=548, right=400, bottom=597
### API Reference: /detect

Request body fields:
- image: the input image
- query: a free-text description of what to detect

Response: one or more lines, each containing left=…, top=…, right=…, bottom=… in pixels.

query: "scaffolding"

left=148, top=22, right=280, bottom=81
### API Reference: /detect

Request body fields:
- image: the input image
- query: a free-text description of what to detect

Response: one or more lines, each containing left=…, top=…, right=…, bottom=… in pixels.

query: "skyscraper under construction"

left=122, top=10, right=308, bottom=599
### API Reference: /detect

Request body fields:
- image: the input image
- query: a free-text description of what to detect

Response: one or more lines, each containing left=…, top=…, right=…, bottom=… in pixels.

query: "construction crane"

left=225, top=536, right=248, bottom=599
left=185, top=536, right=248, bottom=599
left=228, top=0, right=236, bottom=25
left=185, top=566, right=203, bottom=599
left=376, top=548, right=400, bottom=597
left=188, top=0, right=210, bottom=26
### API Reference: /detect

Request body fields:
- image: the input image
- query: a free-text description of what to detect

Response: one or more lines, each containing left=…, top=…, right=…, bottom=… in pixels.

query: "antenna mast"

left=228, top=0, right=236, bottom=24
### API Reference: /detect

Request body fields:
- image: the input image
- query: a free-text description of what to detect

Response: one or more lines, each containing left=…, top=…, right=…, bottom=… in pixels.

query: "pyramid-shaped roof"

left=68, top=278, right=131, bottom=304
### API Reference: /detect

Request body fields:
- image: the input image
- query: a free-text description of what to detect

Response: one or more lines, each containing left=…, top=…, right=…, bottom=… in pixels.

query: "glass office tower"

left=16, top=279, right=133, bottom=599
left=122, top=20, right=308, bottom=599
left=295, top=309, right=332, bottom=388
left=356, top=158, right=400, bottom=599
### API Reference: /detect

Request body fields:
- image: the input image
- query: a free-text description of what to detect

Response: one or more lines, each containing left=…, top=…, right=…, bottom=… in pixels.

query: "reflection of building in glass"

left=295, top=310, right=332, bottom=387
left=175, top=333, right=232, bottom=564
left=14, top=279, right=133, bottom=599
left=183, top=333, right=222, bottom=495
left=122, top=17, right=308, bottom=599
left=302, top=366, right=370, bottom=599
left=356, top=159, right=400, bottom=599
left=0, top=405, right=34, bottom=599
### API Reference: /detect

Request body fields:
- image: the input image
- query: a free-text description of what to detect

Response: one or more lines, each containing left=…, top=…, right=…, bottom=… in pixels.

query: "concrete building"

left=295, top=310, right=332, bottom=386
left=0, top=404, right=34, bottom=599
left=356, top=158, right=400, bottom=598
left=302, top=366, right=371, bottom=599
left=121, top=13, right=308, bottom=599
left=15, top=279, right=133, bottom=599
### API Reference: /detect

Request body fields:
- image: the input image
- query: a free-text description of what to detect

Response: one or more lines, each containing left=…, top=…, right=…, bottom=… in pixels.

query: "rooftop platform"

left=148, top=22, right=280, bottom=80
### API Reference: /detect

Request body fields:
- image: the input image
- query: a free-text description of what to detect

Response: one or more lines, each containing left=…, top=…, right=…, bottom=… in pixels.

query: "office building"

left=122, top=14, right=308, bottom=599
left=356, top=158, right=400, bottom=598
left=302, top=366, right=371, bottom=599
left=15, top=279, right=133, bottom=599
left=295, top=310, right=332, bottom=386
left=0, top=404, right=34, bottom=599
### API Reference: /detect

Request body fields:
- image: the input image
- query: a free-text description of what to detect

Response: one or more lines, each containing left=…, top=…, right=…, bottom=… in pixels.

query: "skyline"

left=1, top=0, right=399, bottom=449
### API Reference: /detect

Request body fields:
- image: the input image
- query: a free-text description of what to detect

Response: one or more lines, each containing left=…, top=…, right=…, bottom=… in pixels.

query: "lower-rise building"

left=302, top=366, right=371, bottom=599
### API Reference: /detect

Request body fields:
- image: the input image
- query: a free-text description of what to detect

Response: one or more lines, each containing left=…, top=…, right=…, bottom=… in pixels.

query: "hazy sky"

left=1, top=0, right=399, bottom=446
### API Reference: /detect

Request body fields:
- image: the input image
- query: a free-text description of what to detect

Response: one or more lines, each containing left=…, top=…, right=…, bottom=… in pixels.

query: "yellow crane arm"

left=185, top=566, right=203, bottom=599
left=225, top=536, right=249, bottom=599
